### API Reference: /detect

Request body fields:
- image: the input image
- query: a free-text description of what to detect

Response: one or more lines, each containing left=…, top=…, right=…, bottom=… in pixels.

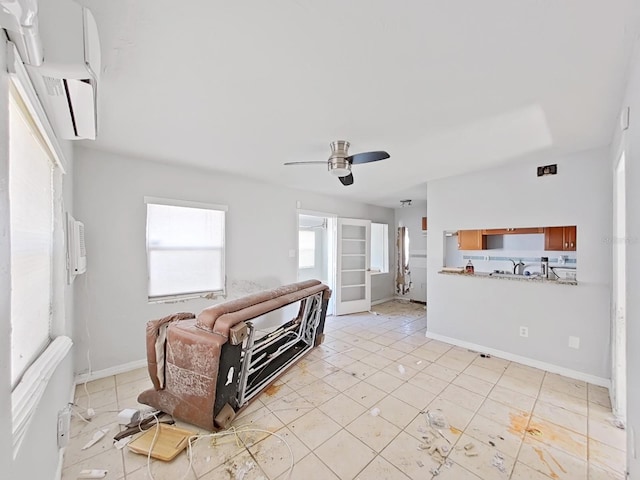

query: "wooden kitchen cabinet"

left=483, top=227, right=544, bottom=235
left=458, top=230, right=486, bottom=250
left=544, top=226, right=577, bottom=251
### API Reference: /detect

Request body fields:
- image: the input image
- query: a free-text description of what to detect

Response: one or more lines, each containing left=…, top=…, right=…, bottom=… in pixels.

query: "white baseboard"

left=372, top=296, right=395, bottom=306
left=75, top=359, right=147, bottom=384
left=425, top=331, right=610, bottom=388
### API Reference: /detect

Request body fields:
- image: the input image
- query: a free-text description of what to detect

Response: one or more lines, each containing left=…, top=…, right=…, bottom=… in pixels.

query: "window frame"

left=144, top=196, right=227, bottom=302
left=298, top=229, right=317, bottom=269
left=370, top=222, right=389, bottom=274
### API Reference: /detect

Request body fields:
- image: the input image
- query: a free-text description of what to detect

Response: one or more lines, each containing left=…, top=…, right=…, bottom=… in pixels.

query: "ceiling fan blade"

left=339, top=173, right=354, bottom=186
left=347, top=151, right=390, bottom=164
left=283, top=161, right=328, bottom=166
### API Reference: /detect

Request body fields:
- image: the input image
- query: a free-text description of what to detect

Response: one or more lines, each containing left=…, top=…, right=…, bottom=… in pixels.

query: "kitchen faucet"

left=510, top=259, right=525, bottom=275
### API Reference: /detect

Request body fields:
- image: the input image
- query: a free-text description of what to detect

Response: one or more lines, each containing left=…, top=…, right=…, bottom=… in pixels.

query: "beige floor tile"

left=439, top=384, right=485, bottom=412
left=276, top=366, right=319, bottom=391
left=63, top=424, right=120, bottom=466
left=322, top=370, right=360, bottom=392
left=296, top=378, right=340, bottom=407
left=343, top=360, right=379, bottom=380
left=276, top=452, right=340, bottom=480
left=588, top=404, right=626, bottom=451
left=75, top=376, right=116, bottom=397
left=449, top=433, right=515, bottom=479
left=539, top=387, right=588, bottom=416
left=588, top=384, right=612, bottom=408
left=116, top=377, right=153, bottom=402
left=465, top=413, right=524, bottom=458
left=435, top=354, right=473, bottom=372
left=464, top=364, right=504, bottom=384
left=452, top=373, right=495, bottom=396
left=346, top=410, right=401, bottom=452
left=511, top=461, right=557, bottom=479
left=115, top=367, right=149, bottom=386
left=543, top=373, right=588, bottom=400
left=248, top=427, right=310, bottom=480
left=304, top=359, right=340, bottom=379
left=288, top=408, right=341, bottom=450
left=533, top=400, right=588, bottom=435
left=589, top=438, right=626, bottom=475
left=588, top=463, right=626, bottom=479
left=504, top=364, right=545, bottom=383
left=431, top=461, right=484, bottom=479
left=360, top=352, right=395, bottom=369
left=181, top=433, right=245, bottom=478
left=382, top=361, right=419, bottom=380
left=518, top=437, right=587, bottom=479
left=365, top=370, right=405, bottom=393
left=375, top=394, right=421, bottom=429
left=420, top=397, right=476, bottom=440
left=496, top=374, right=541, bottom=398
left=423, top=339, right=454, bottom=354
left=389, top=340, right=420, bottom=354
left=233, top=403, right=286, bottom=439
left=343, top=346, right=372, bottom=361
left=199, top=449, right=268, bottom=480
left=525, top=416, right=588, bottom=459
left=61, top=447, right=125, bottom=480
left=470, top=355, right=510, bottom=373
left=477, top=398, right=530, bottom=430
left=73, top=387, right=119, bottom=410
left=353, top=455, right=411, bottom=479
left=69, top=403, right=120, bottom=439
left=380, top=430, right=444, bottom=480
left=422, top=362, right=459, bottom=383
left=410, top=346, right=445, bottom=362
left=316, top=428, right=377, bottom=478
left=318, top=392, right=367, bottom=426
left=377, top=346, right=407, bottom=361
left=390, top=382, right=437, bottom=411
left=407, top=371, right=449, bottom=395
left=488, top=385, right=537, bottom=413
left=343, top=380, right=388, bottom=408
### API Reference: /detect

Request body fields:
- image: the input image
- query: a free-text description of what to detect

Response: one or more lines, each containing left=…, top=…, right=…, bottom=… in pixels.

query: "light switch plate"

left=568, top=336, right=580, bottom=349
left=519, top=326, right=528, bottom=338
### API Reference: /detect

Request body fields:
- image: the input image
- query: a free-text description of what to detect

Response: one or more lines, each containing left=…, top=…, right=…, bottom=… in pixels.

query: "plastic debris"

left=464, top=442, right=475, bottom=451
left=480, top=353, right=491, bottom=358
left=417, top=460, right=424, bottom=467
left=82, top=428, right=109, bottom=450
left=235, top=461, right=255, bottom=480
left=612, top=418, right=625, bottom=430
left=425, top=410, right=448, bottom=429
left=397, top=364, right=406, bottom=375
left=491, top=452, right=506, bottom=473
left=370, top=407, right=381, bottom=417
left=113, top=437, right=132, bottom=450
left=416, top=360, right=423, bottom=365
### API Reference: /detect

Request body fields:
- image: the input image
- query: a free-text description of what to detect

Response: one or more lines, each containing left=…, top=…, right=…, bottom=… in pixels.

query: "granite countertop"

left=438, top=270, right=578, bottom=286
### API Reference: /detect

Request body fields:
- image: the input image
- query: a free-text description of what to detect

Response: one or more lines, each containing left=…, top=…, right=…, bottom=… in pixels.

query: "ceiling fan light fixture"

left=329, top=157, right=351, bottom=177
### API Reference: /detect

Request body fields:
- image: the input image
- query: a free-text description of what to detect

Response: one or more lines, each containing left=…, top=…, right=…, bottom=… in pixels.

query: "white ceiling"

left=74, top=0, right=639, bottom=208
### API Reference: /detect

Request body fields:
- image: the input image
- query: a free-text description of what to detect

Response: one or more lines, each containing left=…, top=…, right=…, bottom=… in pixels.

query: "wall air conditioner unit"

left=67, top=213, right=86, bottom=283
left=25, top=0, right=101, bottom=140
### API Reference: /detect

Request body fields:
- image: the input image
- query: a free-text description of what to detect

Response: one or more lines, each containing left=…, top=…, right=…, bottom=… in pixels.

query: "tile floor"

left=62, top=301, right=626, bottom=479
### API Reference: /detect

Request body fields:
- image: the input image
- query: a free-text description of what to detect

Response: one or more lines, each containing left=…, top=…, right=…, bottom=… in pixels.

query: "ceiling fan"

left=284, top=141, right=390, bottom=186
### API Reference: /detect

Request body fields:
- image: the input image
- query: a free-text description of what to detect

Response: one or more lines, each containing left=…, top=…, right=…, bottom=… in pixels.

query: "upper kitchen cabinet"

left=483, top=227, right=544, bottom=235
left=457, top=230, right=486, bottom=250
left=544, top=226, right=577, bottom=251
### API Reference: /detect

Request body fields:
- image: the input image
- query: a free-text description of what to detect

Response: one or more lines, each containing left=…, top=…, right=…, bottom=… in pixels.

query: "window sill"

left=148, top=290, right=225, bottom=304
left=371, top=271, right=389, bottom=276
left=12, top=336, right=72, bottom=457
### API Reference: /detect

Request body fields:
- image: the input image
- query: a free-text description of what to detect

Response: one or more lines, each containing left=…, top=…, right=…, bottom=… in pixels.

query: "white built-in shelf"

left=342, top=238, right=366, bottom=242
left=341, top=269, right=366, bottom=272
left=341, top=253, right=365, bottom=257
left=342, top=284, right=366, bottom=288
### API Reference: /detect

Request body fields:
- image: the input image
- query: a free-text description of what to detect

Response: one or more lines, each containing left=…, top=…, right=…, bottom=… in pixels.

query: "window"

left=9, top=84, right=55, bottom=387
left=371, top=223, right=389, bottom=273
left=298, top=230, right=316, bottom=269
left=145, top=199, right=226, bottom=300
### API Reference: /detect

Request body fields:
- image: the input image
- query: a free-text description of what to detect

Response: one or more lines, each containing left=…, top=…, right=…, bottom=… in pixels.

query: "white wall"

left=0, top=34, right=76, bottom=480
left=613, top=39, right=640, bottom=477
left=427, top=148, right=612, bottom=380
left=394, top=202, right=428, bottom=302
left=73, top=148, right=395, bottom=373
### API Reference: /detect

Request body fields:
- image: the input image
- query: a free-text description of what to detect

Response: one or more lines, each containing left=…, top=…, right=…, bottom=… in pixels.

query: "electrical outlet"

left=568, top=336, right=580, bottom=349
left=57, top=406, right=71, bottom=448
left=519, top=326, right=529, bottom=338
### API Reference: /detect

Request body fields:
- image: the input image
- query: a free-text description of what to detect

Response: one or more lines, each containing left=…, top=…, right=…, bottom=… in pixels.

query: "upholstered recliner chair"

left=138, top=280, right=331, bottom=431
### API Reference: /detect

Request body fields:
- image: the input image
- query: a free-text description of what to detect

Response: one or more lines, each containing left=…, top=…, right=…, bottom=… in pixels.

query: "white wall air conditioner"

left=25, top=0, right=101, bottom=140
left=67, top=213, right=86, bottom=283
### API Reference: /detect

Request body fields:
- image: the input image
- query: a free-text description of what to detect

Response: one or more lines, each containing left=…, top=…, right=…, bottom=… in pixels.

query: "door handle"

left=564, top=242, right=568, bottom=248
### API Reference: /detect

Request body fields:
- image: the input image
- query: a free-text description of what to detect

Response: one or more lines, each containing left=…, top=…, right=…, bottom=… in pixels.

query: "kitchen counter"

left=438, top=270, right=578, bottom=286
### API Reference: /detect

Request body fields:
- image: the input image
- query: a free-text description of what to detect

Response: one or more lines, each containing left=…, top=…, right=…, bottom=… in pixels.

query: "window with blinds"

left=9, top=87, right=55, bottom=387
left=146, top=199, right=226, bottom=301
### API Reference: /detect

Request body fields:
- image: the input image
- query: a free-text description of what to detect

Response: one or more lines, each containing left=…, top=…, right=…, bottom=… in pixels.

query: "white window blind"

left=9, top=89, right=54, bottom=387
left=370, top=223, right=389, bottom=273
left=298, top=230, right=316, bottom=269
left=146, top=200, right=226, bottom=300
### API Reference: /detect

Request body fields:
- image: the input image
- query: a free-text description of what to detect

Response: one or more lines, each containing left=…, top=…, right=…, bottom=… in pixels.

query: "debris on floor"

left=416, top=410, right=455, bottom=475
left=233, top=460, right=255, bottom=480
left=491, top=452, right=506, bottom=473
left=81, top=428, right=109, bottom=450
left=480, top=353, right=491, bottom=358
left=370, top=407, right=381, bottom=416
left=612, top=418, right=625, bottom=430
left=397, top=364, right=406, bottom=375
